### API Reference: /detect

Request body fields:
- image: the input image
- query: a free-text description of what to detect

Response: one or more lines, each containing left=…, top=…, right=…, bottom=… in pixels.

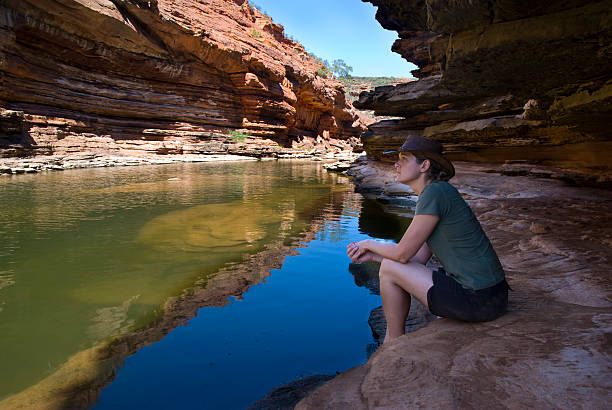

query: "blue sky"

left=250, top=0, right=417, bottom=78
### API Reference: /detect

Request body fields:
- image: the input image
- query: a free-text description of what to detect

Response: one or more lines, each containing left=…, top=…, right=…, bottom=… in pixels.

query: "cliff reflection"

left=0, top=160, right=355, bottom=409
left=358, top=198, right=411, bottom=241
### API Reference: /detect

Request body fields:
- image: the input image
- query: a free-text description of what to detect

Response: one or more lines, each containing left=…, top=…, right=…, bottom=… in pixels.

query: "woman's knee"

left=379, top=258, right=398, bottom=281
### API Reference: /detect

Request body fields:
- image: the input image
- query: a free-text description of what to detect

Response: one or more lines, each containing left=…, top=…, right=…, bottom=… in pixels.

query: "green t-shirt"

left=415, top=181, right=505, bottom=290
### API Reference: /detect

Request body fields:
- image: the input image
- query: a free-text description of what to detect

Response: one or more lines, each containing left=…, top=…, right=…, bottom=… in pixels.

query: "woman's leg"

left=379, top=258, right=434, bottom=343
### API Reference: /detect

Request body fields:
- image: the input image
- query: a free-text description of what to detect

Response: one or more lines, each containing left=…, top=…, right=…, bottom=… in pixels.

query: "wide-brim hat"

left=383, top=135, right=455, bottom=179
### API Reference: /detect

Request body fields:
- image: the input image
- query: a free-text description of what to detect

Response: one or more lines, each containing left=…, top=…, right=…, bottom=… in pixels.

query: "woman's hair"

left=412, top=153, right=452, bottom=181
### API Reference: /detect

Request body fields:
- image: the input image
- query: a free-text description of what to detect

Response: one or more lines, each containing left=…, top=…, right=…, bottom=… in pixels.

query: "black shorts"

left=427, top=268, right=509, bottom=322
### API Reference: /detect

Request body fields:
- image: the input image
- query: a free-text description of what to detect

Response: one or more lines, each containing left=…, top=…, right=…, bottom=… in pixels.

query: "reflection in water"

left=87, top=295, right=140, bottom=342
left=0, top=270, right=15, bottom=291
left=94, top=188, right=402, bottom=410
left=137, top=201, right=280, bottom=251
left=349, top=262, right=381, bottom=295
left=0, top=160, right=422, bottom=409
left=358, top=198, right=412, bottom=241
left=0, top=161, right=358, bottom=407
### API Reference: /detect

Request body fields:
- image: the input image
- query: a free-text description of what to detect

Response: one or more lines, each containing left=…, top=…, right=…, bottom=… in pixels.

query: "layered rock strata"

left=297, top=161, right=612, bottom=409
left=0, top=0, right=365, bottom=158
left=356, top=0, right=612, bottom=185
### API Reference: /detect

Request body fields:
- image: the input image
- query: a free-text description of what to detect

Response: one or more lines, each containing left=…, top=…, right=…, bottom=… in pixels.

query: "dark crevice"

left=108, top=0, right=171, bottom=58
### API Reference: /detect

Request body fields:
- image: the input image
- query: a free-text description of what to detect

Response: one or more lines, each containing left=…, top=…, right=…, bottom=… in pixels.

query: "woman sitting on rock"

left=347, top=135, right=509, bottom=344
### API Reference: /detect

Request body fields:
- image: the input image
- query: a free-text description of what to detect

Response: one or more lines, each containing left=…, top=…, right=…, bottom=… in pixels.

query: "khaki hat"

left=384, top=135, right=455, bottom=179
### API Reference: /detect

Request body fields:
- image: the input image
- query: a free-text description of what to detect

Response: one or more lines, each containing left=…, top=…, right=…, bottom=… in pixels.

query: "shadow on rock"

left=247, top=375, right=335, bottom=410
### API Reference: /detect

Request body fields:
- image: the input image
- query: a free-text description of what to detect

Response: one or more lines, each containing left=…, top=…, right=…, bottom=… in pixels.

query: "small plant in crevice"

left=250, top=28, right=262, bottom=38
left=229, top=130, right=249, bottom=142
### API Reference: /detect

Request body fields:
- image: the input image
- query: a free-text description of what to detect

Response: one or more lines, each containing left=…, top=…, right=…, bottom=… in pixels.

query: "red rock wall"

left=0, top=0, right=365, bottom=156
left=356, top=0, right=612, bottom=185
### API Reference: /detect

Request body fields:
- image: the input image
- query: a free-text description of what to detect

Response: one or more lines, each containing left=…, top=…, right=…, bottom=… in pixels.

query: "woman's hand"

left=347, top=240, right=379, bottom=263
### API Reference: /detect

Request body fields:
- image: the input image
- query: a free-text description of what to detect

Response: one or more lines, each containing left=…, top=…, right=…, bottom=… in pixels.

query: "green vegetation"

left=307, top=51, right=323, bottom=65
left=312, top=58, right=353, bottom=79
left=337, top=76, right=411, bottom=89
left=228, top=130, right=249, bottom=141
left=336, top=76, right=414, bottom=121
left=316, top=66, right=330, bottom=78
left=250, top=28, right=262, bottom=38
left=328, top=59, right=353, bottom=78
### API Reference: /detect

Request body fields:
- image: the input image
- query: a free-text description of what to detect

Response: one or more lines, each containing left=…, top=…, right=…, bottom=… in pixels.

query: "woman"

left=347, top=135, right=508, bottom=344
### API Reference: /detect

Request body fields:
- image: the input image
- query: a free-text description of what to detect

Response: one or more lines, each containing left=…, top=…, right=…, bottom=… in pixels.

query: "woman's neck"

left=410, top=176, right=433, bottom=195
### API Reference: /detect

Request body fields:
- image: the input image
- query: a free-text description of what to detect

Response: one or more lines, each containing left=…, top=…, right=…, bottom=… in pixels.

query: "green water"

left=0, top=160, right=348, bottom=399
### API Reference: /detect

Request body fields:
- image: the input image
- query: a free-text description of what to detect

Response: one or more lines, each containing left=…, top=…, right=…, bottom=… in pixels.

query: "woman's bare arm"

left=349, top=214, right=439, bottom=264
left=410, top=241, right=433, bottom=265
left=347, top=239, right=432, bottom=265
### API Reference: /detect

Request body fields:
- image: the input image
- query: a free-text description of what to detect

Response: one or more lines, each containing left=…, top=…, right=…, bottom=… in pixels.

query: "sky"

left=250, top=0, right=418, bottom=78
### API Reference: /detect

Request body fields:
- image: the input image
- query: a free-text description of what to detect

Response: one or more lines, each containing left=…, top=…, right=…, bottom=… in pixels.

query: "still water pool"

left=0, top=160, right=411, bottom=408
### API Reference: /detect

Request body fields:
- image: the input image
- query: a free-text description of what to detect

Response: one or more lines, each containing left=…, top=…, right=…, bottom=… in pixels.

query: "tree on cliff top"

left=317, top=59, right=353, bottom=79
left=329, top=59, right=353, bottom=78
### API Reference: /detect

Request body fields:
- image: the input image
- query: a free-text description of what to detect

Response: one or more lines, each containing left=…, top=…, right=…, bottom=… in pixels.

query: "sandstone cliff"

left=0, top=0, right=365, bottom=158
left=355, top=0, right=612, bottom=185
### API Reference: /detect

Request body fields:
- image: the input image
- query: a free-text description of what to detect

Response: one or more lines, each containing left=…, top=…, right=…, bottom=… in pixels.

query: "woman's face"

left=395, top=152, right=422, bottom=184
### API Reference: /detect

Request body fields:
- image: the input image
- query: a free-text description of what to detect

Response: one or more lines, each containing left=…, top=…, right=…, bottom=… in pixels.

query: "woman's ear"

left=420, top=158, right=431, bottom=172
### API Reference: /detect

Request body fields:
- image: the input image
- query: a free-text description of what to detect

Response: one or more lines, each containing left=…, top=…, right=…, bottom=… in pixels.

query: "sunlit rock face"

left=357, top=0, right=612, bottom=185
left=0, top=0, right=365, bottom=157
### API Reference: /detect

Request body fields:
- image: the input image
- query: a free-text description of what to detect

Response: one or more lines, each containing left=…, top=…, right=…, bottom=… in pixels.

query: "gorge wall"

left=356, top=0, right=612, bottom=185
left=0, top=0, right=365, bottom=159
